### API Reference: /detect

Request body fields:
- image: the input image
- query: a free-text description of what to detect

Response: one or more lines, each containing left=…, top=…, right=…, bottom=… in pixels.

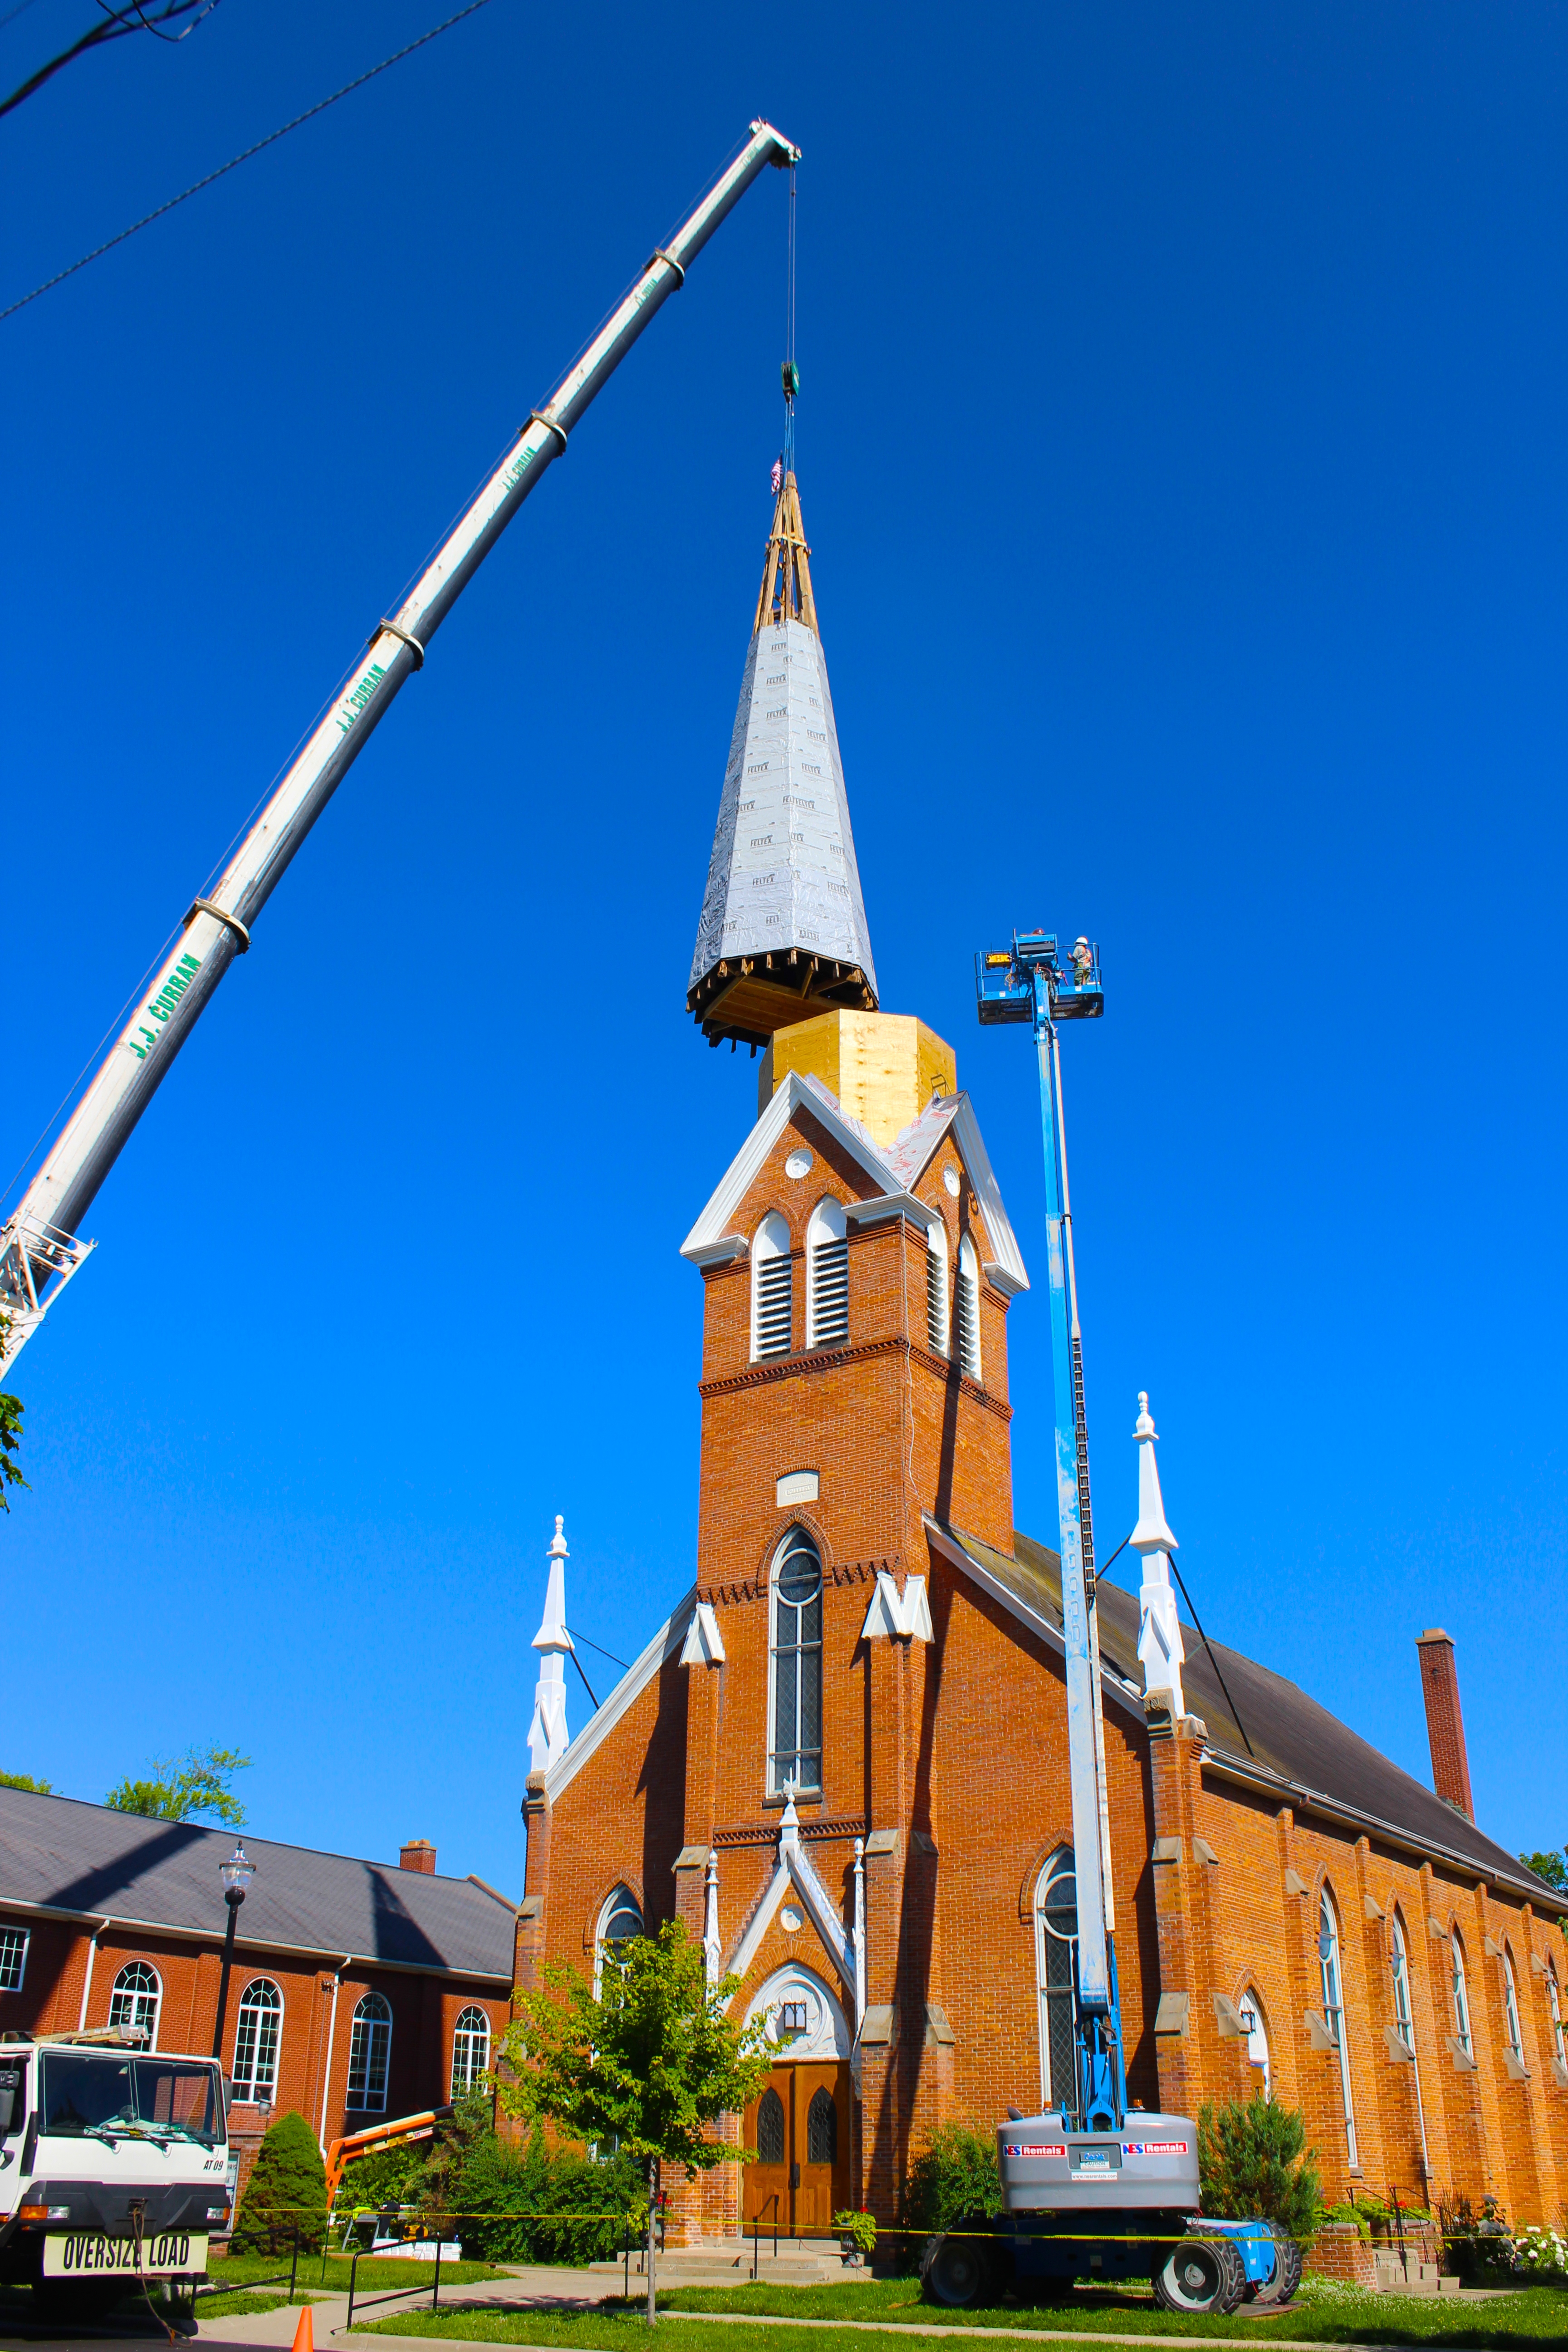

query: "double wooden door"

left=743, top=2060, right=852, bottom=2235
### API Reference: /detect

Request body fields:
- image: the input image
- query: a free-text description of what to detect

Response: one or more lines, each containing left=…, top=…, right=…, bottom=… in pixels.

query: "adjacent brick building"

left=0, top=1791, right=515, bottom=2185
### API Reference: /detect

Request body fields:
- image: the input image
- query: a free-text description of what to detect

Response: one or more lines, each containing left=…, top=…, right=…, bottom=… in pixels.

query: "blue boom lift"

left=914, top=934, right=1300, bottom=2314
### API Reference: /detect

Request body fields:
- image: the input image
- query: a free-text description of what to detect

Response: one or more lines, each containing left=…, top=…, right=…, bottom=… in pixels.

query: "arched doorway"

left=741, top=1965, right=852, bottom=2235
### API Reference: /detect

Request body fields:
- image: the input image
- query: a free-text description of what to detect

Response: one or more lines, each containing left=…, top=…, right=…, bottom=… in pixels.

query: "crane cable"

left=0, top=0, right=499, bottom=324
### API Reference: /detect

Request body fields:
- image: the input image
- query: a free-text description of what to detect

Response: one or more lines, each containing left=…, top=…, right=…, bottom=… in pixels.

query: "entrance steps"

left=589, top=2236, right=855, bottom=2286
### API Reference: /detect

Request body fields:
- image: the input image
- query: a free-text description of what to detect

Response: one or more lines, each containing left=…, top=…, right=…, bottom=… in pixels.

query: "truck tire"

left=1152, top=2234, right=1246, bottom=2314
left=1249, top=2225, right=1303, bottom=2306
left=921, top=2230, right=995, bottom=2308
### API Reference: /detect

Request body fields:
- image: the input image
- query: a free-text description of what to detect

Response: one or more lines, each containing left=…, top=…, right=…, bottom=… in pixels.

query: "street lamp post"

left=211, top=1843, right=255, bottom=2066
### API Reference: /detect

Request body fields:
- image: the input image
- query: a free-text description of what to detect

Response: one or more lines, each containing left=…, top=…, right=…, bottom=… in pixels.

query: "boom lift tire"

left=1246, top=2224, right=1303, bottom=2306
left=1152, top=2234, right=1247, bottom=2314
left=921, top=2225, right=1000, bottom=2308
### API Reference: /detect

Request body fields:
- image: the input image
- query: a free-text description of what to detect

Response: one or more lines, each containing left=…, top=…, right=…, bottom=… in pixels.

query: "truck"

left=919, top=936, right=1301, bottom=2315
left=0, top=2028, right=231, bottom=2319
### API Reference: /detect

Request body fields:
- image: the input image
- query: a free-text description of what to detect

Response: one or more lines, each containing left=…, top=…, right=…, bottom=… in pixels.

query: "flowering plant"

left=1513, top=2225, right=1568, bottom=2279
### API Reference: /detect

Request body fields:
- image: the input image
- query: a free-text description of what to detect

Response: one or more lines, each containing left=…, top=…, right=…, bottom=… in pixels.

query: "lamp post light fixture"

left=211, top=1843, right=255, bottom=2065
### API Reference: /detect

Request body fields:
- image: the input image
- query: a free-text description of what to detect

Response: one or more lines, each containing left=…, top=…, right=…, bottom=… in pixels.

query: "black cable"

left=1161, top=1550, right=1256, bottom=1760
left=1, top=0, right=218, bottom=122
left=564, top=1627, right=628, bottom=1672
left=0, top=0, right=500, bottom=321
left=566, top=1648, right=599, bottom=1714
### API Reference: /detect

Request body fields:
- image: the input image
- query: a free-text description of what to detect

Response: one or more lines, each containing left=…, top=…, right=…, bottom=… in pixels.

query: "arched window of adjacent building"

left=756, top=2085, right=785, bottom=2164
left=954, top=1236, right=981, bottom=1382
left=1450, top=1929, right=1473, bottom=2058
left=231, top=1978, right=282, bottom=2104
left=806, top=2083, right=837, bottom=2163
left=1390, top=1911, right=1416, bottom=2051
left=451, top=2005, right=490, bottom=2097
left=806, top=1199, right=849, bottom=1349
left=752, top=1213, right=793, bottom=1361
left=593, top=1885, right=644, bottom=1994
left=1239, top=1985, right=1271, bottom=2099
left=1548, top=1963, right=1566, bottom=2073
left=1502, top=1946, right=1525, bottom=2069
left=769, top=1527, right=823, bottom=1794
left=108, top=1960, right=161, bottom=2048
left=346, top=1990, right=392, bottom=2113
left=1318, top=1887, right=1358, bottom=2167
left=1034, top=1847, right=1078, bottom=2122
left=925, top=1220, right=950, bottom=1358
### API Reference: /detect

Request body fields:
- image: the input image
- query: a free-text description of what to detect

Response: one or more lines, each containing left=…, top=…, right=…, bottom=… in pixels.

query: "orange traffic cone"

left=290, top=2304, right=314, bottom=2352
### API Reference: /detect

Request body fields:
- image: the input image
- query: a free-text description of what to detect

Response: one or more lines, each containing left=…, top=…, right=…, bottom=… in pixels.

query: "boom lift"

left=0, top=120, right=799, bottom=1377
left=916, top=934, right=1298, bottom=2313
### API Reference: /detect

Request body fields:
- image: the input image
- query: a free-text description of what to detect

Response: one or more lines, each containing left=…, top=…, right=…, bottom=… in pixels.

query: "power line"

left=1, top=0, right=220, bottom=124
left=1, top=0, right=499, bottom=323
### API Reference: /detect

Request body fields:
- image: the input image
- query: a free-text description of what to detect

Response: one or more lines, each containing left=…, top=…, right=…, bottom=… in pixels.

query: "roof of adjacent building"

left=0, top=1789, right=517, bottom=1979
left=937, top=1521, right=1563, bottom=1916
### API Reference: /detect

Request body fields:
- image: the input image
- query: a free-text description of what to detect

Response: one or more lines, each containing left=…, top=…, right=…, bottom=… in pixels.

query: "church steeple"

left=688, top=473, right=879, bottom=1049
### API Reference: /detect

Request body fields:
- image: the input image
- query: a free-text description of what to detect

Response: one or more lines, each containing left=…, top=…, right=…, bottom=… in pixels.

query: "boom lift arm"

left=0, top=119, right=799, bottom=1374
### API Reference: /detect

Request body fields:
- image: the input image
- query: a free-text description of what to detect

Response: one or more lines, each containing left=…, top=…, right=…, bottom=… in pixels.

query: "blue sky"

left=5, top=1, right=1564, bottom=1894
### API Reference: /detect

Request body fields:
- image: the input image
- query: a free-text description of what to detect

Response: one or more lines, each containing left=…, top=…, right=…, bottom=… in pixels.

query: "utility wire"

left=565, top=1627, right=628, bottom=1673
left=0, top=0, right=49, bottom=36
left=0, top=0, right=499, bottom=322
left=1, top=0, right=219, bottom=123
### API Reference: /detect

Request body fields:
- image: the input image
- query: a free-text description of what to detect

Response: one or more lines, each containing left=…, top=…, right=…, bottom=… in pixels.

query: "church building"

left=515, top=474, right=1568, bottom=2242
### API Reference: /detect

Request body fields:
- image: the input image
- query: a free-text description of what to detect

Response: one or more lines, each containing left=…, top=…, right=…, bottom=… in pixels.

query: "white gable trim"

left=544, top=1592, right=695, bottom=1802
left=947, top=1098, right=1028, bottom=1294
left=923, top=1519, right=1145, bottom=1727
left=681, top=1073, right=895, bottom=1263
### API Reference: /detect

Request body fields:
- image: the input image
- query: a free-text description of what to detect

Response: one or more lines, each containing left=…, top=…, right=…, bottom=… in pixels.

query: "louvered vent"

left=954, top=1254, right=981, bottom=1382
left=926, top=1238, right=949, bottom=1357
left=754, top=1254, right=793, bottom=1358
left=810, top=1238, right=849, bottom=1348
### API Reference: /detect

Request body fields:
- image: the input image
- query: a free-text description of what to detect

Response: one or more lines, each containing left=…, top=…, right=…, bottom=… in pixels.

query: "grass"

left=208, top=2251, right=507, bottom=2292
left=348, top=2275, right=1568, bottom=2348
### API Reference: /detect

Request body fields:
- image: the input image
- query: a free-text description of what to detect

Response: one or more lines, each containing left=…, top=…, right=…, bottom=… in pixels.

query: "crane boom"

left=0, top=119, right=799, bottom=1373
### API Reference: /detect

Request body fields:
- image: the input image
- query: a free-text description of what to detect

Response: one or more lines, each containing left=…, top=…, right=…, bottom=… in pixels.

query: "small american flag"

left=770, top=456, right=783, bottom=495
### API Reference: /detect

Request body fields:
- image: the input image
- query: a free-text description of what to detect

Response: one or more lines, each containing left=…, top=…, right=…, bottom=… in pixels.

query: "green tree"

left=230, top=2109, right=328, bottom=2255
left=0, top=1771, right=52, bottom=1794
left=904, top=2122, right=1002, bottom=2234
left=105, top=1745, right=250, bottom=1826
left=1198, top=2093, right=1321, bottom=2239
left=495, top=1920, right=771, bottom=2323
left=1520, top=1848, right=1568, bottom=1894
left=0, top=1313, right=26, bottom=1516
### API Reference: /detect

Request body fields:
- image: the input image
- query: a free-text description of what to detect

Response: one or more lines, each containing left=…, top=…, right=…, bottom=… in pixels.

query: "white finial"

left=527, top=1513, right=575, bottom=1774
left=1130, top=1392, right=1186, bottom=1719
left=703, top=1849, right=721, bottom=1988
left=779, top=1775, right=800, bottom=1850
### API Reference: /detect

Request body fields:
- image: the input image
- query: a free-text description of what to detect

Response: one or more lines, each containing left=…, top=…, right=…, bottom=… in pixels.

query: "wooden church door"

left=743, top=2062, right=851, bottom=2235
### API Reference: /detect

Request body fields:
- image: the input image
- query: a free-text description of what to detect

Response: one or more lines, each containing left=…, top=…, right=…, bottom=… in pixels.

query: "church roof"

left=0, top=1787, right=518, bottom=1978
left=687, top=474, right=878, bottom=1047
left=933, top=1521, right=1563, bottom=1916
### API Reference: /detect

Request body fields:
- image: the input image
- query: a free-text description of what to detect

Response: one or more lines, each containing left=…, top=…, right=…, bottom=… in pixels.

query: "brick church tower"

left=516, top=473, right=1568, bottom=2248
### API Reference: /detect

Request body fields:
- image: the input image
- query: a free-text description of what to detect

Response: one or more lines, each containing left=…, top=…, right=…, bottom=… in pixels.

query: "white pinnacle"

left=1131, top=1392, right=1186, bottom=1720
left=527, top=1514, right=575, bottom=1774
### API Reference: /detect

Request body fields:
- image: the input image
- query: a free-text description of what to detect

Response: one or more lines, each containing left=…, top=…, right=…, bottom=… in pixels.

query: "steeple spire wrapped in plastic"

left=688, top=473, right=878, bottom=1049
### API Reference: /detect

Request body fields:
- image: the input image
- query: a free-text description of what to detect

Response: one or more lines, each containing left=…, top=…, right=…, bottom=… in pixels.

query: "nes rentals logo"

left=127, top=952, right=202, bottom=1061
left=1122, top=2140, right=1190, bottom=2157
left=1003, top=2143, right=1067, bottom=2160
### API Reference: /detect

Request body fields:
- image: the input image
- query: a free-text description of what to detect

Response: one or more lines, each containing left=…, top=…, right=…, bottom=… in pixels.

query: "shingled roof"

left=934, top=1519, right=1563, bottom=1917
left=0, top=1789, right=516, bottom=1980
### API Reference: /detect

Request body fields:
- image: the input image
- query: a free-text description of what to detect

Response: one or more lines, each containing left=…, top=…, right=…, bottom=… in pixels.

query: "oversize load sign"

left=1122, top=2140, right=1190, bottom=2156
left=1003, top=2142, right=1068, bottom=2158
left=43, top=2231, right=207, bottom=2277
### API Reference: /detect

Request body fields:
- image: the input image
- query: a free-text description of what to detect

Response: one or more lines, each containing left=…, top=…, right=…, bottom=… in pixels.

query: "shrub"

left=333, top=2136, right=428, bottom=2234
left=833, top=2208, right=877, bottom=2257
left=904, top=2124, right=1000, bottom=2238
left=1197, top=2094, right=1320, bottom=2240
left=444, top=2126, right=643, bottom=2265
left=230, top=2110, right=328, bottom=2256
left=1513, top=2224, right=1568, bottom=2283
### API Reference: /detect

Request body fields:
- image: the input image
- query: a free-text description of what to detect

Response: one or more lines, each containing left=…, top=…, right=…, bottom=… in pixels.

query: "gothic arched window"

left=451, top=2005, right=490, bottom=2097
left=806, top=1199, right=849, bottom=1349
left=1450, top=1929, right=1473, bottom=2057
left=594, top=1886, right=644, bottom=1994
left=1034, top=1847, right=1078, bottom=2122
left=1318, top=1887, right=1358, bottom=2166
left=1240, top=1985, right=1271, bottom=2100
left=806, top=2084, right=837, bottom=2164
left=756, top=2086, right=785, bottom=2164
left=1549, top=1963, right=1567, bottom=2075
left=108, top=1961, right=161, bottom=2048
left=346, top=1990, right=392, bottom=2113
left=955, top=1235, right=982, bottom=1382
left=1503, top=1946, right=1525, bottom=2068
left=231, top=1978, right=282, bottom=2103
left=769, top=1527, right=823, bottom=1795
left=925, top=1219, right=949, bottom=1357
left=752, top=1213, right=793, bottom=1360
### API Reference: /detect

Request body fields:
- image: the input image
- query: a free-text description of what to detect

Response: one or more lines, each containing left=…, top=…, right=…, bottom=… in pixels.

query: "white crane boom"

left=0, top=120, right=799, bottom=1374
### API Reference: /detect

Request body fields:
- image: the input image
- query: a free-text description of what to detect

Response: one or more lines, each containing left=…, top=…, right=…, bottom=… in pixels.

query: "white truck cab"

left=0, top=2028, right=231, bottom=2306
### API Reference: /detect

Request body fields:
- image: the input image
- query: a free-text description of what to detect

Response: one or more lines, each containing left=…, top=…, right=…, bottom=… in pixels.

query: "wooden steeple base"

left=689, top=948, right=877, bottom=1051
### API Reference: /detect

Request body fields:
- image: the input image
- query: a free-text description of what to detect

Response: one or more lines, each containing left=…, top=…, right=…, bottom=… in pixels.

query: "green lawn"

left=208, top=2251, right=506, bottom=2293
left=351, top=2278, right=1568, bottom=2349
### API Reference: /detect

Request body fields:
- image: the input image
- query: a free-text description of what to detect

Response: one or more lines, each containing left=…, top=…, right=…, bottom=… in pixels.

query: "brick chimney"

left=1416, top=1630, right=1474, bottom=1821
left=399, top=1839, right=436, bottom=1874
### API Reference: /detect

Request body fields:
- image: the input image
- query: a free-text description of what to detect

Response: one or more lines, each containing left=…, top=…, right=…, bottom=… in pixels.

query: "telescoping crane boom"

left=0, top=120, right=799, bottom=1376
left=918, top=936, right=1297, bottom=2316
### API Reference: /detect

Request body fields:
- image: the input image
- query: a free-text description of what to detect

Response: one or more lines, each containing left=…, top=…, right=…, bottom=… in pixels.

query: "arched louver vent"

left=752, top=1212, right=793, bottom=1360
left=955, top=1235, right=982, bottom=1382
left=926, top=1220, right=950, bottom=1357
left=807, top=1198, right=848, bottom=1348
